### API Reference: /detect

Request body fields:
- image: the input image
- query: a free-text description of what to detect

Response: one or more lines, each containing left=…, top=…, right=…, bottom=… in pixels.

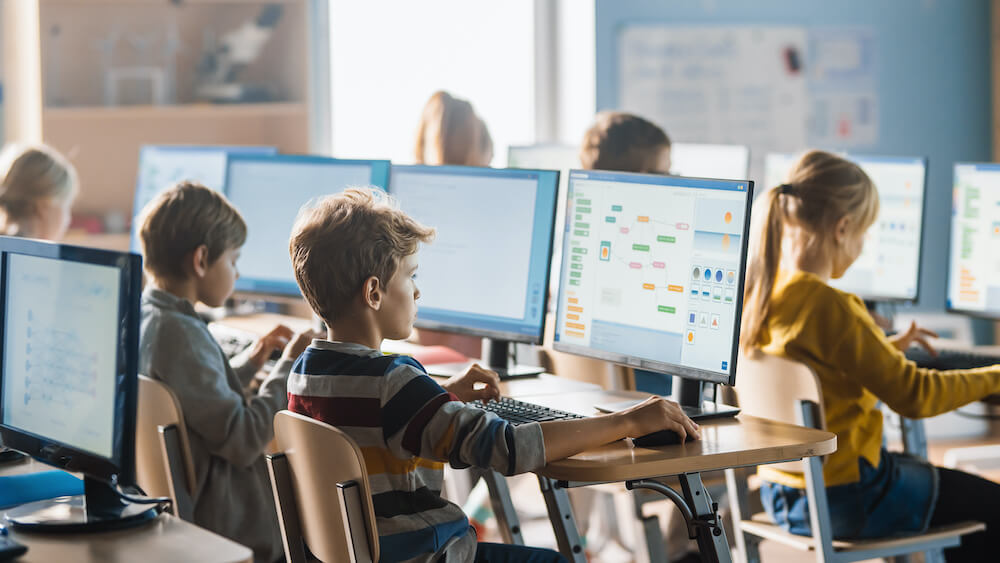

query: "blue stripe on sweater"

left=383, top=374, right=448, bottom=439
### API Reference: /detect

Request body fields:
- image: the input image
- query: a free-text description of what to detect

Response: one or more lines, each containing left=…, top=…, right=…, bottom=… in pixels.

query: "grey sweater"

left=139, top=288, right=291, bottom=563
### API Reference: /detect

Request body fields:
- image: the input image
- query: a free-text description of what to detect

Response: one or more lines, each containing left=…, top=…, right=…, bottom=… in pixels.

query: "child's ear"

left=191, top=245, right=210, bottom=278
left=834, top=215, right=851, bottom=245
left=363, top=276, right=382, bottom=311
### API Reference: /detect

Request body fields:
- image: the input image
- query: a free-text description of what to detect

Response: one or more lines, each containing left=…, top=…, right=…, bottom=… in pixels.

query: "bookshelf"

left=2, top=0, right=329, bottom=220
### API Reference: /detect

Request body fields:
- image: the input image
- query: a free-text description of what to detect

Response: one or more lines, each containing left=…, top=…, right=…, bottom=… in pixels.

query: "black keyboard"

left=906, top=347, right=1000, bottom=370
left=470, top=397, right=584, bottom=426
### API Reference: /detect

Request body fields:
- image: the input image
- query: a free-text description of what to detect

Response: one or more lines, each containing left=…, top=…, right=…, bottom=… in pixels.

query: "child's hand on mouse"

left=248, top=324, right=294, bottom=369
left=442, top=364, right=502, bottom=403
left=281, top=329, right=324, bottom=362
left=620, top=396, right=700, bottom=441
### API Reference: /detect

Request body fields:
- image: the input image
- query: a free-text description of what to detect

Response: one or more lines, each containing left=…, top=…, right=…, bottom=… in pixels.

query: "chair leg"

left=725, top=468, right=760, bottom=563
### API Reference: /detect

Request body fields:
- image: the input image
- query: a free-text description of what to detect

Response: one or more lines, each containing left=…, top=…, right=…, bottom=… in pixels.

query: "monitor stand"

left=481, top=338, right=544, bottom=380
left=5, top=475, right=158, bottom=533
left=674, top=377, right=740, bottom=420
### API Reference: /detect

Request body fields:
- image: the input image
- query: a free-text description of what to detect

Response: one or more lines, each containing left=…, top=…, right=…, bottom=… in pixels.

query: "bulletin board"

left=619, top=25, right=878, bottom=177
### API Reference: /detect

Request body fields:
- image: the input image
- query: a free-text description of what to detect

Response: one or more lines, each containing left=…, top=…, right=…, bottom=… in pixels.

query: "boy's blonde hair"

left=0, top=143, right=78, bottom=221
left=138, top=181, right=247, bottom=280
left=740, top=150, right=879, bottom=351
left=579, top=111, right=671, bottom=173
left=289, top=188, right=435, bottom=325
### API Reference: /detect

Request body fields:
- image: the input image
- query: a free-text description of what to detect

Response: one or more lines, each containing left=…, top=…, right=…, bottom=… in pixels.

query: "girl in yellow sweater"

left=742, top=150, right=1000, bottom=562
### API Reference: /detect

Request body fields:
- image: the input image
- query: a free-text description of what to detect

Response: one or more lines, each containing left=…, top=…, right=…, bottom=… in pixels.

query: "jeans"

left=761, top=448, right=938, bottom=539
left=472, top=543, right=568, bottom=563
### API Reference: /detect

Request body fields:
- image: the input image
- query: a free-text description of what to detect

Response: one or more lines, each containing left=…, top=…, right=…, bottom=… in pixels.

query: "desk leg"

left=679, top=472, right=732, bottom=563
left=476, top=469, right=525, bottom=545
left=537, top=476, right=587, bottom=563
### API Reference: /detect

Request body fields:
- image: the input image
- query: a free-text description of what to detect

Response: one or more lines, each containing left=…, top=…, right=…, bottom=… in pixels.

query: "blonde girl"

left=743, top=149, right=1000, bottom=562
left=0, top=143, right=78, bottom=240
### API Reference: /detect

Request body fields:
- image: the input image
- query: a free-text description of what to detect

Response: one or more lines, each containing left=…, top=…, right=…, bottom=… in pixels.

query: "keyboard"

left=470, top=397, right=584, bottom=426
left=905, top=347, right=1000, bottom=371
left=207, top=323, right=282, bottom=368
left=207, top=323, right=257, bottom=358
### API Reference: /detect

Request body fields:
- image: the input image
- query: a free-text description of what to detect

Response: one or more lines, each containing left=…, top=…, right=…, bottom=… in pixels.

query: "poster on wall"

left=619, top=25, right=879, bottom=185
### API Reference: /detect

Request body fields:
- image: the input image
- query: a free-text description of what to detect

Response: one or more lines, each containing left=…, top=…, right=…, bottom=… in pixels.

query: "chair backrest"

left=136, top=375, right=196, bottom=517
left=735, top=350, right=826, bottom=472
left=272, top=410, right=379, bottom=563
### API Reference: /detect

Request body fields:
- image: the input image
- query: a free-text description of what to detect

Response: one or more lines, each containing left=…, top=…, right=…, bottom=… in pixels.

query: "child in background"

left=0, top=143, right=78, bottom=240
left=579, top=111, right=671, bottom=174
left=743, top=150, right=1000, bottom=562
left=287, top=187, right=700, bottom=563
left=138, top=181, right=316, bottom=563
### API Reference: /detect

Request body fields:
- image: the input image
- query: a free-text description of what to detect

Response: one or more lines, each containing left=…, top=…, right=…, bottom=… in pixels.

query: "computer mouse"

left=632, top=429, right=695, bottom=447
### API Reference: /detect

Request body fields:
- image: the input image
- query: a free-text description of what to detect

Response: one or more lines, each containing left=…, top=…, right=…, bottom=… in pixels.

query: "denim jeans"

left=472, top=543, right=568, bottom=563
left=760, top=448, right=939, bottom=539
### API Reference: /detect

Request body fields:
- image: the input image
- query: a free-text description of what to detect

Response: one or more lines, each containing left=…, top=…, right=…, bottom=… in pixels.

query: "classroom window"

left=328, top=0, right=536, bottom=165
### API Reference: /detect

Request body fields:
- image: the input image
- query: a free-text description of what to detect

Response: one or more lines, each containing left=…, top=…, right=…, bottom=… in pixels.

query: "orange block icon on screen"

left=722, top=234, right=731, bottom=250
left=724, top=211, right=733, bottom=224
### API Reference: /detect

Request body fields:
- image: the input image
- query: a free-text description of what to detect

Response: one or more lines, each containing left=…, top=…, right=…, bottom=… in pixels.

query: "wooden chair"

left=135, top=375, right=196, bottom=521
left=726, top=351, right=983, bottom=563
left=267, top=410, right=379, bottom=563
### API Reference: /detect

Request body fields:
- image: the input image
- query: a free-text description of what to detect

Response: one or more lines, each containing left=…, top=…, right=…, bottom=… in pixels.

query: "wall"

left=596, top=0, right=992, bottom=315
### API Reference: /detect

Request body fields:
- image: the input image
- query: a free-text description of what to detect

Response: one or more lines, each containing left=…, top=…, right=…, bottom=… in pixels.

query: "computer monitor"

left=763, top=152, right=800, bottom=190
left=225, top=154, right=391, bottom=297
left=764, top=152, right=927, bottom=302
left=388, top=165, right=559, bottom=372
left=670, top=142, right=750, bottom=180
left=0, top=236, right=154, bottom=531
left=947, top=163, right=1000, bottom=317
left=130, top=145, right=277, bottom=252
left=553, top=170, right=753, bottom=406
left=507, top=144, right=580, bottom=305
left=831, top=155, right=926, bottom=302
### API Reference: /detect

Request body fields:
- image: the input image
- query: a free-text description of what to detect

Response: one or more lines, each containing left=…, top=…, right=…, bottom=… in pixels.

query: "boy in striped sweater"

left=286, top=187, right=699, bottom=563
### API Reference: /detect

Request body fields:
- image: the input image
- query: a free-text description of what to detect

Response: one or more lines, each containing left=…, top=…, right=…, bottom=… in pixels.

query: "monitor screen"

left=763, top=152, right=800, bottom=191
left=763, top=153, right=926, bottom=302
left=948, top=163, right=1000, bottom=317
left=130, top=145, right=277, bottom=252
left=830, top=156, right=926, bottom=302
left=670, top=143, right=750, bottom=180
left=389, top=165, right=559, bottom=344
left=0, top=238, right=142, bottom=483
left=553, top=170, right=753, bottom=385
left=226, top=155, right=391, bottom=296
left=508, top=144, right=580, bottom=308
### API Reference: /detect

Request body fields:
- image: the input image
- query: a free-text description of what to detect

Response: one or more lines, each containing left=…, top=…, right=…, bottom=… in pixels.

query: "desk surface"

left=1, top=460, right=253, bottom=563
left=521, top=390, right=837, bottom=483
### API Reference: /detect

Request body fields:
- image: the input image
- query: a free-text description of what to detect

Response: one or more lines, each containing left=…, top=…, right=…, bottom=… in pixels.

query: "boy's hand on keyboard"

left=890, top=321, right=938, bottom=357
left=442, top=364, right=502, bottom=403
left=248, top=324, right=294, bottom=369
left=281, top=329, right=324, bottom=363
left=622, top=396, right=701, bottom=442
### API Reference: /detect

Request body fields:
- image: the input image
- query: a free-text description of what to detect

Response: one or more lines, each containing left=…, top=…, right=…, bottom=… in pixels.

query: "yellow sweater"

left=757, top=270, right=1000, bottom=489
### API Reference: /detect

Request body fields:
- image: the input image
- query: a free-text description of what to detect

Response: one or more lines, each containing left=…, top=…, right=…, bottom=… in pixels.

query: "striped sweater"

left=287, top=340, right=546, bottom=563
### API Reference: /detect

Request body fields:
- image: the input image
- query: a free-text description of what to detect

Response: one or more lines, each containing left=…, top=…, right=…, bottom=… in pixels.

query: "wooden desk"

left=526, top=390, right=836, bottom=483
left=493, top=389, right=835, bottom=563
left=1, top=460, right=253, bottom=563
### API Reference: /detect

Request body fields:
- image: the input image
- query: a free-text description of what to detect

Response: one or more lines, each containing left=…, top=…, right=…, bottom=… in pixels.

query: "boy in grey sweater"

left=137, top=181, right=315, bottom=562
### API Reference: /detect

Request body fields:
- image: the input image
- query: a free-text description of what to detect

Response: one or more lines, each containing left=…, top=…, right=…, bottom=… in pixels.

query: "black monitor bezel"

left=0, top=237, right=142, bottom=485
left=389, top=164, right=561, bottom=345
left=945, top=162, right=1000, bottom=320
left=834, top=154, right=929, bottom=304
left=552, top=170, right=755, bottom=386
